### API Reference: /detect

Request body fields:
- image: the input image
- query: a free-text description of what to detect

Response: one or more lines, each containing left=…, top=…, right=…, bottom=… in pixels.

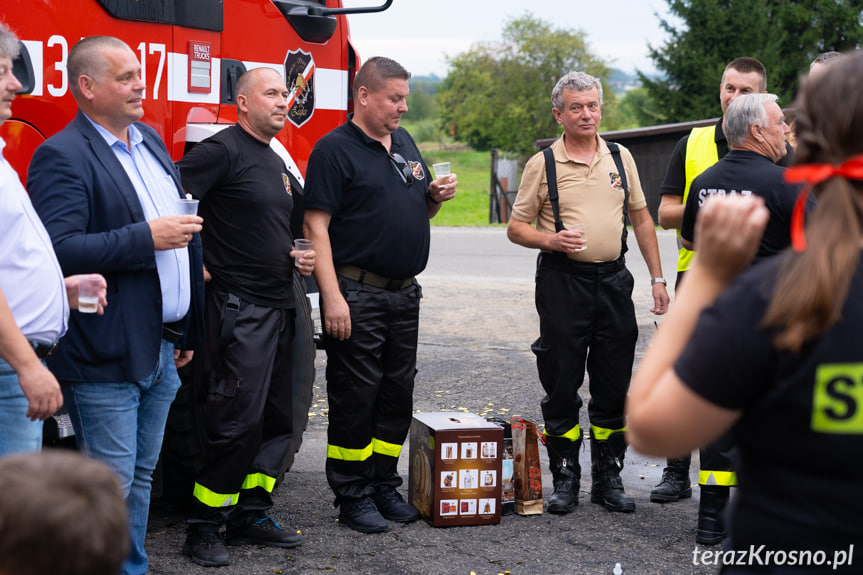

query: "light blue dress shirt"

left=85, top=116, right=191, bottom=323
left=0, top=138, right=69, bottom=343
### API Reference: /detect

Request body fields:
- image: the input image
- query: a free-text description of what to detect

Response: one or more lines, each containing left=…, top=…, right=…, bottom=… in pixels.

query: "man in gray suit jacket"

left=28, top=36, right=205, bottom=575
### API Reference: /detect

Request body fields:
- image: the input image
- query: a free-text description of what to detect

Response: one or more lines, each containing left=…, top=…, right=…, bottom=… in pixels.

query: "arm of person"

left=28, top=140, right=199, bottom=273
left=506, top=218, right=585, bottom=253
left=657, top=136, right=688, bottom=230
left=304, top=208, right=350, bottom=341
left=0, top=287, right=63, bottom=421
left=658, top=194, right=686, bottom=230
left=425, top=174, right=457, bottom=218
left=679, top=185, right=702, bottom=251
left=630, top=207, right=669, bottom=315
left=626, top=195, right=769, bottom=456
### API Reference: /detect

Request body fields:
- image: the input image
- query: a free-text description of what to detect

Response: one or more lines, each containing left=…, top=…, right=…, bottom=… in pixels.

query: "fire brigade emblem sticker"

left=284, top=49, right=315, bottom=128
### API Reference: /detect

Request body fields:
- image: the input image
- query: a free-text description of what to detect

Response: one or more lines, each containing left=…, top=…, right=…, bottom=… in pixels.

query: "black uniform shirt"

left=675, top=256, right=863, bottom=556
left=304, top=119, right=431, bottom=279
left=680, top=150, right=800, bottom=263
left=177, top=125, right=296, bottom=309
left=660, top=117, right=794, bottom=199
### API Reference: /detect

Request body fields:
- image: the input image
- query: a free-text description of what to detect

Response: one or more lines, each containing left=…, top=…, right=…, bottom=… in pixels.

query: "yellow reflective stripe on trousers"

left=698, top=470, right=737, bottom=486
left=241, top=472, right=277, bottom=493
left=590, top=424, right=627, bottom=441
left=327, top=441, right=374, bottom=462
left=543, top=424, right=581, bottom=441
left=372, top=437, right=402, bottom=458
left=193, top=482, right=239, bottom=508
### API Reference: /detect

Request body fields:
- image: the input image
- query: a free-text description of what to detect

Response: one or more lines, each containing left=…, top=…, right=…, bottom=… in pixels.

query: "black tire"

left=158, top=268, right=317, bottom=506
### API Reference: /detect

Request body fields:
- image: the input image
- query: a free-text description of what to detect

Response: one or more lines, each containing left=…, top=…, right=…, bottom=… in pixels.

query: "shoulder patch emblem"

left=609, top=172, right=623, bottom=191
left=409, top=161, right=426, bottom=181
left=284, top=49, right=315, bottom=128
left=283, top=173, right=292, bottom=195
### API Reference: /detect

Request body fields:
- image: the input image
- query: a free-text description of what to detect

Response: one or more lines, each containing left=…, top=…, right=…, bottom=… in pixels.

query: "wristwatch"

left=650, top=277, right=667, bottom=286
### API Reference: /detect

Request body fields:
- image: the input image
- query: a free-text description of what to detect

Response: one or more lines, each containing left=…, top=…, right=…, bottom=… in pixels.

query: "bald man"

left=177, top=67, right=315, bottom=567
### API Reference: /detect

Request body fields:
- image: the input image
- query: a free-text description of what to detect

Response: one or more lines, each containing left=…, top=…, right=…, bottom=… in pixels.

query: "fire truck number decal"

left=46, top=35, right=68, bottom=98
left=23, top=35, right=347, bottom=111
left=137, top=42, right=166, bottom=100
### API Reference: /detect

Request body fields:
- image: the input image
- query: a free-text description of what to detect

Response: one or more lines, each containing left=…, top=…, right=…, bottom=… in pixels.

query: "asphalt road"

left=147, top=227, right=718, bottom=575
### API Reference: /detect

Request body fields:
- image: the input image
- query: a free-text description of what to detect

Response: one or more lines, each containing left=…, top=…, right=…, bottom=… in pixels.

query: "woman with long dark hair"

left=627, top=51, right=863, bottom=573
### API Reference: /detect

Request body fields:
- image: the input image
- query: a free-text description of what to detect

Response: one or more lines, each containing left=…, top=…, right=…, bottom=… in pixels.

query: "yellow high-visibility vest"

left=678, top=125, right=720, bottom=272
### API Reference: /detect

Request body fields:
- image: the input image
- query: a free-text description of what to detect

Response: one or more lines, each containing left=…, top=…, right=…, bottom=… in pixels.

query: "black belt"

left=162, top=320, right=184, bottom=345
left=538, top=252, right=626, bottom=274
left=29, top=340, right=58, bottom=359
left=335, top=264, right=414, bottom=291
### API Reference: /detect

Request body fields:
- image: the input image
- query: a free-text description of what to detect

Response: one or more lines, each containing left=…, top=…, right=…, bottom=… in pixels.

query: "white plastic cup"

left=432, top=162, right=451, bottom=184
left=78, top=275, right=101, bottom=313
left=294, top=239, right=313, bottom=267
left=176, top=198, right=199, bottom=216
left=570, top=223, right=587, bottom=251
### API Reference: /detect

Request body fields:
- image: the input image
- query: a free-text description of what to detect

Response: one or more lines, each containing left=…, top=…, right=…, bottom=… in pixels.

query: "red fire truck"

left=2, top=0, right=390, bottom=499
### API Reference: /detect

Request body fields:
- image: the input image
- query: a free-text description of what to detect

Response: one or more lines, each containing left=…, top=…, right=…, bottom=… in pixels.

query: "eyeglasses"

left=389, top=152, right=413, bottom=186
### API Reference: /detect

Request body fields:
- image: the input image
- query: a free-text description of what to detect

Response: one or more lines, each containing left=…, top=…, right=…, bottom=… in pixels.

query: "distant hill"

left=409, top=70, right=655, bottom=96
left=608, top=69, right=641, bottom=94
left=411, top=75, right=442, bottom=92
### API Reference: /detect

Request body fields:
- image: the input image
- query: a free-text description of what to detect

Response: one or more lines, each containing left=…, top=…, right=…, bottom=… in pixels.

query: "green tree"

left=603, top=87, right=662, bottom=131
left=438, top=15, right=610, bottom=158
left=405, top=80, right=438, bottom=122
left=642, top=0, right=863, bottom=123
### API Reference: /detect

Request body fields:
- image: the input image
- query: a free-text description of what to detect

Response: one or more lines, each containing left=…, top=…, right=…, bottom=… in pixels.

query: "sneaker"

left=338, top=496, right=389, bottom=533
left=225, top=516, right=304, bottom=548
left=371, top=486, right=419, bottom=522
left=183, top=524, right=231, bottom=567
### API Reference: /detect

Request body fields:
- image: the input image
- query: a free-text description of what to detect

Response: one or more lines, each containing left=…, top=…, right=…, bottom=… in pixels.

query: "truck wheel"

left=158, top=268, right=317, bottom=506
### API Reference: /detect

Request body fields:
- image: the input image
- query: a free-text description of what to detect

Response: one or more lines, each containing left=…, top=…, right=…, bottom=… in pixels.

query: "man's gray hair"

left=810, top=51, right=843, bottom=70
left=552, top=72, right=603, bottom=110
left=0, top=22, right=21, bottom=61
left=724, top=93, right=779, bottom=148
left=68, top=36, right=131, bottom=100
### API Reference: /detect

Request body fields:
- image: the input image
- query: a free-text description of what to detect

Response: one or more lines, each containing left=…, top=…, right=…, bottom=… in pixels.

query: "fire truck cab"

left=2, top=0, right=390, bottom=498
left=2, top=0, right=391, bottom=176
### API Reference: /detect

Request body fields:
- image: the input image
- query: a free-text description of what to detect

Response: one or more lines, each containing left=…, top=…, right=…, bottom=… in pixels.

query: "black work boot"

left=590, top=433, right=635, bottom=513
left=650, top=455, right=693, bottom=503
left=226, top=515, right=304, bottom=548
left=696, top=485, right=730, bottom=545
left=372, top=486, right=419, bottom=522
left=183, top=523, right=231, bottom=567
left=338, top=496, right=388, bottom=533
left=545, top=436, right=581, bottom=515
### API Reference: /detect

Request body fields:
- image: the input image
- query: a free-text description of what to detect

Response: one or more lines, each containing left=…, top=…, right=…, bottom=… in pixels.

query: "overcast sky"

left=344, top=0, right=673, bottom=77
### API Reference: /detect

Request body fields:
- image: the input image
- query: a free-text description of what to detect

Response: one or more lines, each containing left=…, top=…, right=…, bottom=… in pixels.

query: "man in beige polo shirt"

left=507, top=71, right=668, bottom=515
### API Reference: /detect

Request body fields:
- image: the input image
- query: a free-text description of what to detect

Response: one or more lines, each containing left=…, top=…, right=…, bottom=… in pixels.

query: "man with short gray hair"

left=676, top=92, right=800, bottom=544
left=681, top=92, right=799, bottom=261
left=508, top=70, right=668, bottom=515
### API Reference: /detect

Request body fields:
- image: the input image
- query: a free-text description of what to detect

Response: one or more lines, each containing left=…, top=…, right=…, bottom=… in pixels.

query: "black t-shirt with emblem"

left=675, top=255, right=863, bottom=557
left=304, top=119, right=431, bottom=279
left=177, top=124, right=295, bottom=309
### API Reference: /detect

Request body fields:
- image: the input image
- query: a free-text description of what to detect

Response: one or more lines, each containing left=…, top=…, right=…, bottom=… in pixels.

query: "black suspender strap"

left=542, top=141, right=630, bottom=256
left=606, top=141, right=629, bottom=256
left=542, top=146, right=565, bottom=233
